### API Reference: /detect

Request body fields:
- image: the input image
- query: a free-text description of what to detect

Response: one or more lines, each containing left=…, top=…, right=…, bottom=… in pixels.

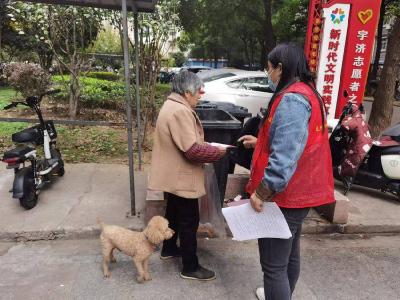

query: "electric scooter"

left=330, top=101, right=400, bottom=200
left=1, top=90, right=64, bottom=209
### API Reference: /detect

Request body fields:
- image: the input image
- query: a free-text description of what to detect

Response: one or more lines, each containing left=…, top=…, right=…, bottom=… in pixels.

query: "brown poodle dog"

left=98, top=216, right=174, bottom=283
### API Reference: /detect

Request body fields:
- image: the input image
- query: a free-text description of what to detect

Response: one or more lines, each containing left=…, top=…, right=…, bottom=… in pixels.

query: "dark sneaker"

left=160, top=247, right=182, bottom=260
left=179, top=265, right=216, bottom=281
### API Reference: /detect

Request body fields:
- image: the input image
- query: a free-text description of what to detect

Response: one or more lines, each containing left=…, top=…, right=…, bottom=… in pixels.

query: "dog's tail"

left=97, top=218, right=105, bottom=230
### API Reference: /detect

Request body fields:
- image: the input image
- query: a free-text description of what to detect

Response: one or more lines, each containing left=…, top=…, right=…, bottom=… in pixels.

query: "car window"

left=187, top=68, right=211, bottom=73
left=203, top=73, right=236, bottom=83
left=226, top=79, right=244, bottom=88
left=242, top=77, right=272, bottom=92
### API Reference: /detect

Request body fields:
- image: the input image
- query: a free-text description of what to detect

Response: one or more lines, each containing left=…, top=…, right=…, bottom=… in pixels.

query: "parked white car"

left=182, top=66, right=213, bottom=74
left=198, top=69, right=273, bottom=116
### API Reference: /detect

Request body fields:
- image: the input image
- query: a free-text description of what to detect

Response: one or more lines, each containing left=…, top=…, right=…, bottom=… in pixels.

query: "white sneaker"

left=255, top=287, right=265, bottom=300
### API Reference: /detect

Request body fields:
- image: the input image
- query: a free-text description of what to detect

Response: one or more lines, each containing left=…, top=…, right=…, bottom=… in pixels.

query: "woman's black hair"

left=264, top=42, right=326, bottom=131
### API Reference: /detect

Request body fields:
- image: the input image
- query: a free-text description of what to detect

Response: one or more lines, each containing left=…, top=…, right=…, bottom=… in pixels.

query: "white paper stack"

left=222, top=202, right=292, bottom=241
left=209, top=142, right=236, bottom=149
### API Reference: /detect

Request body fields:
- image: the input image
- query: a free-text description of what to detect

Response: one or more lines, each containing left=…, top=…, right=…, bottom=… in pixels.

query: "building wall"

left=372, top=17, right=395, bottom=66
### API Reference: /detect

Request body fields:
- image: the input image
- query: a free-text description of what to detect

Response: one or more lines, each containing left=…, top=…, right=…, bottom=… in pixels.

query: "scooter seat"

left=12, top=126, right=41, bottom=144
left=381, top=145, right=400, bottom=155
left=3, top=146, right=34, bottom=159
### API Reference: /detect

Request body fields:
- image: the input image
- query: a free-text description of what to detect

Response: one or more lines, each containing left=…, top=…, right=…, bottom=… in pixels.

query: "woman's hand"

left=250, top=192, right=264, bottom=212
left=238, top=135, right=257, bottom=149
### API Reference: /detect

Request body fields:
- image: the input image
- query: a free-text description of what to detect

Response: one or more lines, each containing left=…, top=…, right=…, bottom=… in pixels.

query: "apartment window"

left=381, top=39, right=388, bottom=51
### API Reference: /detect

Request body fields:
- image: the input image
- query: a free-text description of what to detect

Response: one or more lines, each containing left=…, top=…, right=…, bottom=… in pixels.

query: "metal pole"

left=121, top=0, right=136, bottom=216
left=134, top=11, right=142, bottom=170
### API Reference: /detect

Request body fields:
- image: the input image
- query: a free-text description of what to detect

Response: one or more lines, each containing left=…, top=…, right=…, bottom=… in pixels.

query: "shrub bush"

left=154, top=83, right=171, bottom=110
left=85, top=71, right=120, bottom=81
left=4, top=63, right=51, bottom=97
left=52, top=75, right=126, bottom=109
left=52, top=75, right=170, bottom=111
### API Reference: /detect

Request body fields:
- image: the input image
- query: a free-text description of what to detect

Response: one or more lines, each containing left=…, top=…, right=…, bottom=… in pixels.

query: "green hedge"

left=85, top=71, right=120, bottom=81
left=52, top=75, right=126, bottom=109
left=51, top=75, right=171, bottom=111
left=154, top=83, right=171, bottom=110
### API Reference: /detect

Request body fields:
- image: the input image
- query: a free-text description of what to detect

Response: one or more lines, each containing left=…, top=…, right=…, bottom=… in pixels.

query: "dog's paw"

left=103, top=271, right=111, bottom=278
left=144, top=274, right=152, bottom=281
left=136, top=276, right=145, bottom=283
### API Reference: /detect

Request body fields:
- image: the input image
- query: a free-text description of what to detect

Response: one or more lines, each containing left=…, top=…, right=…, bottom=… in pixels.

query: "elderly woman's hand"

left=238, top=135, right=257, bottom=149
left=217, top=146, right=227, bottom=156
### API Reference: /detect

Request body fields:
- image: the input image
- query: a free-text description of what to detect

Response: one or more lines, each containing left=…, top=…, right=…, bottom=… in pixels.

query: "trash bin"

left=195, top=108, right=242, bottom=203
left=197, top=100, right=252, bottom=125
left=197, top=101, right=251, bottom=174
left=230, top=115, right=262, bottom=170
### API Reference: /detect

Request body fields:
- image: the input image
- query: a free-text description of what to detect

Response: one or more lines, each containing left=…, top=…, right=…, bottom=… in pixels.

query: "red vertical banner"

left=336, top=0, right=382, bottom=118
left=304, top=0, right=323, bottom=63
left=304, top=0, right=382, bottom=119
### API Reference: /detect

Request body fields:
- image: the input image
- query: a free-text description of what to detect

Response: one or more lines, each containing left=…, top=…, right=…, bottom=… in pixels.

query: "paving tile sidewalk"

left=0, top=163, right=399, bottom=241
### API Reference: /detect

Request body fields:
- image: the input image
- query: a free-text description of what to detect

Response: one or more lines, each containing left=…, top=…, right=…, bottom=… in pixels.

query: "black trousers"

left=258, top=207, right=310, bottom=300
left=162, top=192, right=199, bottom=272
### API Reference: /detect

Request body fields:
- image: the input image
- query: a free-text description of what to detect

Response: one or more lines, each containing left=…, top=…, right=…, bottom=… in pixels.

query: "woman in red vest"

left=239, top=43, right=335, bottom=300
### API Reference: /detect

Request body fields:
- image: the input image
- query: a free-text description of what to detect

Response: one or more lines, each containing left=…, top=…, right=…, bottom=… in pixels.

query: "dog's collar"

left=143, top=232, right=158, bottom=248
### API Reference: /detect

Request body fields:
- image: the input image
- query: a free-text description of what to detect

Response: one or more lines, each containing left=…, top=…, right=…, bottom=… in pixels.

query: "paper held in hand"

left=222, top=202, right=292, bottom=241
left=209, top=142, right=236, bottom=149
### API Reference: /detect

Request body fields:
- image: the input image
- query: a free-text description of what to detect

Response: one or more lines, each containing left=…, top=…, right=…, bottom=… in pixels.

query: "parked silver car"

left=198, top=69, right=273, bottom=116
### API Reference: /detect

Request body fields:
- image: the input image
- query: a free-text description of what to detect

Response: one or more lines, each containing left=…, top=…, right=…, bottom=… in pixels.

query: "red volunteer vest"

left=246, top=82, right=335, bottom=208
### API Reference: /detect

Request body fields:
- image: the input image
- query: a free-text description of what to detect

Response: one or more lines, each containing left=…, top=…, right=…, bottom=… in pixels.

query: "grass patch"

left=56, top=126, right=129, bottom=163
left=0, top=122, right=27, bottom=135
left=0, top=83, right=161, bottom=165
left=0, top=87, right=19, bottom=109
left=0, top=122, right=30, bottom=156
left=0, top=122, right=139, bottom=164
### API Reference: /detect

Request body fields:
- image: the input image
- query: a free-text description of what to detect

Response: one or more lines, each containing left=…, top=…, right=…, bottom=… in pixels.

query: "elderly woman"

left=149, top=70, right=226, bottom=281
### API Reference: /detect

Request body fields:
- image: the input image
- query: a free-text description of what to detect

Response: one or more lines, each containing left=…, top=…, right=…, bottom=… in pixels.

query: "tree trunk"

left=40, top=7, right=54, bottom=71
left=241, top=37, right=251, bottom=67
left=37, top=50, right=53, bottom=71
left=369, top=17, right=400, bottom=138
left=69, top=72, right=80, bottom=119
left=0, top=20, right=2, bottom=54
left=0, top=1, right=5, bottom=54
left=370, top=0, right=385, bottom=81
left=262, top=0, right=276, bottom=61
left=260, top=41, right=266, bottom=69
left=250, top=38, right=255, bottom=67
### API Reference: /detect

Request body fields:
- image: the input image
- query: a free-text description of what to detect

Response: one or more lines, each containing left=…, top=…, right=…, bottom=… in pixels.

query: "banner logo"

left=331, top=8, right=346, bottom=24
left=358, top=9, right=373, bottom=24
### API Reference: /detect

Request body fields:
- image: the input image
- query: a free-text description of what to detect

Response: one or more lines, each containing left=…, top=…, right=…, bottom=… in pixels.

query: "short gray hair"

left=171, top=70, right=204, bottom=95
